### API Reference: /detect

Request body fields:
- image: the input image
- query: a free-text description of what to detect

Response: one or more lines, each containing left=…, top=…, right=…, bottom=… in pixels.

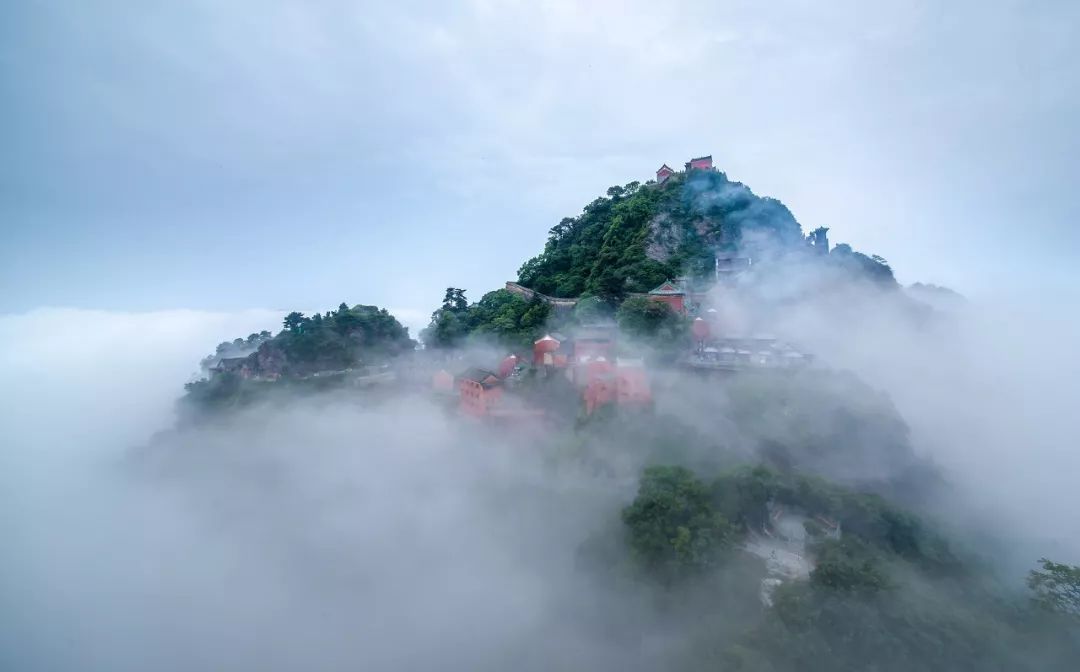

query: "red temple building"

left=572, top=354, right=653, bottom=415
left=533, top=334, right=561, bottom=365
left=435, top=325, right=650, bottom=418
left=652, top=155, right=715, bottom=184
left=455, top=365, right=545, bottom=423
left=457, top=367, right=502, bottom=418
left=685, top=155, right=713, bottom=171
left=648, top=280, right=686, bottom=314
left=498, top=354, right=519, bottom=378
left=572, top=323, right=617, bottom=362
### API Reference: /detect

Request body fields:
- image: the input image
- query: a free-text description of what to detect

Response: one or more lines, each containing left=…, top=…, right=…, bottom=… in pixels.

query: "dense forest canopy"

left=183, top=302, right=414, bottom=413
left=420, top=288, right=552, bottom=350
left=275, top=303, right=414, bottom=370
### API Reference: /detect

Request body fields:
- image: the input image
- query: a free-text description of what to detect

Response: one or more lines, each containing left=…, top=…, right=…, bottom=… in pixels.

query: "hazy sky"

left=4, top=7, right=1080, bottom=667
left=3, top=0, right=1078, bottom=333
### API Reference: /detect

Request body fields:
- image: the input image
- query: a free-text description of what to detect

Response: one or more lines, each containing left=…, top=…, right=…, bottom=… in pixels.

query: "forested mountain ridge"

left=183, top=303, right=413, bottom=412
left=516, top=168, right=893, bottom=301
left=423, top=163, right=900, bottom=350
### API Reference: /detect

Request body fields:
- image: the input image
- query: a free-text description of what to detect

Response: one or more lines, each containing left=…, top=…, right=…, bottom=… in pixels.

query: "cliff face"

left=254, top=341, right=289, bottom=377
left=645, top=210, right=712, bottom=264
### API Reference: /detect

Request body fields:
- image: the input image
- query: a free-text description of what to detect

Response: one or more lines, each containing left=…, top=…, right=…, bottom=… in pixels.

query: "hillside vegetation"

left=183, top=303, right=413, bottom=413
left=420, top=288, right=551, bottom=350
left=423, top=166, right=897, bottom=349
left=515, top=170, right=867, bottom=301
left=578, top=463, right=1080, bottom=671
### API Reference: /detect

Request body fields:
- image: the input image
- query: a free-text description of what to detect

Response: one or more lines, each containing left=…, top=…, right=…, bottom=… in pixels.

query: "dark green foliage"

left=615, top=296, right=686, bottom=341
left=678, top=169, right=803, bottom=256
left=1028, top=558, right=1080, bottom=617
left=830, top=243, right=897, bottom=286
left=421, top=288, right=551, bottom=349
left=621, top=465, right=733, bottom=582
left=710, top=464, right=959, bottom=572
left=516, top=170, right=813, bottom=301
left=198, top=330, right=272, bottom=370
left=183, top=372, right=247, bottom=410
left=572, top=295, right=615, bottom=323
left=811, top=537, right=893, bottom=592
left=282, top=311, right=306, bottom=332
left=517, top=181, right=676, bottom=300
left=419, top=288, right=473, bottom=348
left=516, top=166, right=902, bottom=310
left=711, top=465, right=778, bottom=530
left=744, top=579, right=1034, bottom=672
left=467, top=290, right=551, bottom=346
left=275, top=304, right=413, bottom=371
left=420, top=305, right=470, bottom=349
left=184, top=303, right=413, bottom=415
left=440, top=287, right=468, bottom=313
left=199, top=304, right=411, bottom=377
left=609, top=464, right=1080, bottom=671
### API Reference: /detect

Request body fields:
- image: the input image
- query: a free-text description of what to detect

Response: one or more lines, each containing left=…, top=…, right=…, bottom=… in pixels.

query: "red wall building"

left=578, top=359, right=652, bottom=415
left=457, top=368, right=502, bottom=417
left=685, top=155, right=713, bottom=171
left=572, top=324, right=617, bottom=362
left=533, top=334, right=560, bottom=365
left=648, top=280, right=686, bottom=314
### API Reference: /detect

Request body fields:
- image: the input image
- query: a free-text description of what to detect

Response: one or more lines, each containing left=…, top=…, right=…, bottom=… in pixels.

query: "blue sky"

left=3, top=0, right=1078, bottom=335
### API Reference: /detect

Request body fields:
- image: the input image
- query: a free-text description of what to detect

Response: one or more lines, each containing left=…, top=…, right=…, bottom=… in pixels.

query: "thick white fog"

left=776, top=286, right=1080, bottom=567
left=1, top=297, right=1078, bottom=670
left=0, top=308, right=644, bottom=671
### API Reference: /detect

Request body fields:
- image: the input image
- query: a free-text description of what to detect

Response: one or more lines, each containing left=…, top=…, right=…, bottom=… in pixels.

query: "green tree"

left=1028, top=558, right=1080, bottom=617
left=621, top=465, right=732, bottom=581
left=573, top=295, right=614, bottom=323
left=421, top=309, right=468, bottom=349
left=282, top=311, right=306, bottom=332
left=811, top=537, right=893, bottom=593
left=616, top=296, right=687, bottom=347
left=515, top=170, right=809, bottom=300
left=441, top=288, right=468, bottom=313
left=829, top=244, right=897, bottom=286
left=711, top=465, right=778, bottom=530
left=421, top=288, right=551, bottom=350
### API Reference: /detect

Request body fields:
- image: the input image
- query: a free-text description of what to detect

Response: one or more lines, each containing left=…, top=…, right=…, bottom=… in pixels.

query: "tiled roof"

left=648, top=280, right=685, bottom=296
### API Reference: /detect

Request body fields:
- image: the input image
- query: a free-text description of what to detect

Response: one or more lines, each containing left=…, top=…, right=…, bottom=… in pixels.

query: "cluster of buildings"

left=655, top=154, right=715, bottom=184
left=639, top=277, right=814, bottom=371
left=532, top=324, right=652, bottom=415
left=443, top=362, right=544, bottom=421
left=433, top=323, right=652, bottom=422
left=686, top=316, right=812, bottom=371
